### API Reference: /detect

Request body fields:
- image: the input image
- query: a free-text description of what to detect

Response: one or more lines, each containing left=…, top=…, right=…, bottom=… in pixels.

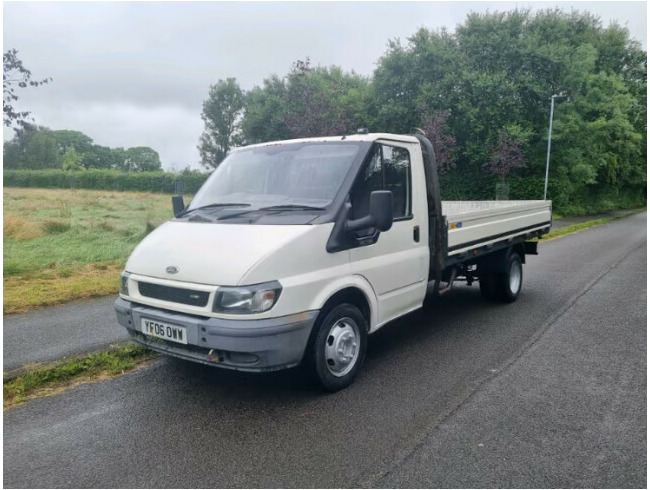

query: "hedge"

left=3, top=169, right=209, bottom=195
left=4, top=169, right=644, bottom=215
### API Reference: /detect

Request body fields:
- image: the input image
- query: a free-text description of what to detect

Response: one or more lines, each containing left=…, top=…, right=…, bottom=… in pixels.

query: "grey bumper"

left=115, top=298, right=319, bottom=372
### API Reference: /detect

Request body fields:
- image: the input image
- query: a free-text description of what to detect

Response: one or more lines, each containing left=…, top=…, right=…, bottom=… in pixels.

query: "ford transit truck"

left=115, top=132, right=552, bottom=391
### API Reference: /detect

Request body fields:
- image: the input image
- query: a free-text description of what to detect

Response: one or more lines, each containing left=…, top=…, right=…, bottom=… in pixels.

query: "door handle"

left=413, top=225, right=420, bottom=243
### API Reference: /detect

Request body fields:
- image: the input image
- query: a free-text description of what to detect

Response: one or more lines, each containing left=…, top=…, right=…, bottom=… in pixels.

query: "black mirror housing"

left=172, top=195, right=185, bottom=217
left=345, top=190, right=393, bottom=233
left=369, top=190, right=393, bottom=232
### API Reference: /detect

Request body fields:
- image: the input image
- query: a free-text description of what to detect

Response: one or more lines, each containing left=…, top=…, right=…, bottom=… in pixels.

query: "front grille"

left=137, top=282, right=210, bottom=307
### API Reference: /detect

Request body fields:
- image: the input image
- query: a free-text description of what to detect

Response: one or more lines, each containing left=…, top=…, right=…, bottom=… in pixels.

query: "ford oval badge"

left=166, top=266, right=179, bottom=274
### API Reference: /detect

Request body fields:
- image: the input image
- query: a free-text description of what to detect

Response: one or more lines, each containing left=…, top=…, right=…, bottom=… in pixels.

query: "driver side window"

left=350, top=143, right=412, bottom=224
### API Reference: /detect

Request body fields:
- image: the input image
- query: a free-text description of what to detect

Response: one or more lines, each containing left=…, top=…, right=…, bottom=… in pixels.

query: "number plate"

left=141, top=319, right=188, bottom=345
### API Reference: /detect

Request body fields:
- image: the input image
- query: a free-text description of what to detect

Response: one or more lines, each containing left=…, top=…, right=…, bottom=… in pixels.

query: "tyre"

left=494, top=253, right=523, bottom=303
left=479, top=273, right=498, bottom=301
left=307, top=303, right=368, bottom=392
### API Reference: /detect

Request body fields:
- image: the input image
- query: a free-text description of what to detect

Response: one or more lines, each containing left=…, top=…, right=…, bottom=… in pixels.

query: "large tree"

left=3, top=125, right=164, bottom=172
left=282, top=59, right=370, bottom=138
left=198, top=78, right=245, bottom=169
left=3, top=49, right=51, bottom=128
left=241, top=59, right=372, bottom=144
left=370, top=9, right=645, bottom=205
left=3, top=124, right=62, bottom=169
left=119, top=147, right=162, bottom=172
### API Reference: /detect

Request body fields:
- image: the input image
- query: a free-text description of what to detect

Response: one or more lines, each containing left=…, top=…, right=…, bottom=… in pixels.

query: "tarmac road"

left=3, top=212, right=646, bottom=488
left=3, top=296, right=128, bottom=372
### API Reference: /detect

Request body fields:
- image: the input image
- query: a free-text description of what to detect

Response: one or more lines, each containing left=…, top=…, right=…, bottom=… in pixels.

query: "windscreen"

left=190, top=142, right=362, bottom=210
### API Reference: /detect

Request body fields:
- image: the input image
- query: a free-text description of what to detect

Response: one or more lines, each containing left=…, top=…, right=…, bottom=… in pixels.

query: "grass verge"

left=4, top=188, right=176, bottom=314
left=4, top=262, right=125, bottom=314
left=3, top=343, right=157, bottom=410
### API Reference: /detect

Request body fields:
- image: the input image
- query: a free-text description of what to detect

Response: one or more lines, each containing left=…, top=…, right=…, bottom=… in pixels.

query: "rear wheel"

left=480, top=252, right=523, bottom=303
left=494, top=253, right=523, bottom=302
left=479, top=273, right=498, bottom=301
left=308, top=303, right=368, bottom=392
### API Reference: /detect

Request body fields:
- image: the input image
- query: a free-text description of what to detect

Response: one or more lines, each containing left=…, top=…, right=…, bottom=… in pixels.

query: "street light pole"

left=544, top=93, right=567, bottom=201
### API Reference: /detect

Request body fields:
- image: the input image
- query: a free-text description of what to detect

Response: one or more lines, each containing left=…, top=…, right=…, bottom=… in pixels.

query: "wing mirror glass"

left=172, top=195, right=185, bottom=217
left=345, top=190, right=394, bottom=233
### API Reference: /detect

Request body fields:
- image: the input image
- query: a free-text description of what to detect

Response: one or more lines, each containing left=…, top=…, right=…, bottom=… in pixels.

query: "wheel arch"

left=311, top=277, right=376, bottom=332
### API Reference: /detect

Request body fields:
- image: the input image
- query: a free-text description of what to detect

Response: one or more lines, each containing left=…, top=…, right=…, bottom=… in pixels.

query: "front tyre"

left=308, top=304, right=368, bottom=392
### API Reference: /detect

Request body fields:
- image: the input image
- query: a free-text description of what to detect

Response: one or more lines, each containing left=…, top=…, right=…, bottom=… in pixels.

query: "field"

left=3, top=188, right=177, bottom=314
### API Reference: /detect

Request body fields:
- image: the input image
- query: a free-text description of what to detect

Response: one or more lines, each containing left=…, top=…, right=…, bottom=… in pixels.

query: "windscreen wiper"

left=215, top=204, right=327, bottom=222
left=176, top=203, right=250, bottom=218
left=258, top=204, right=326, bottom=211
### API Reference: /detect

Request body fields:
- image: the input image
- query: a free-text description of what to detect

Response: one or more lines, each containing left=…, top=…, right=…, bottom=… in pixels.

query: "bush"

left=3, top=170, right=209, bottom=195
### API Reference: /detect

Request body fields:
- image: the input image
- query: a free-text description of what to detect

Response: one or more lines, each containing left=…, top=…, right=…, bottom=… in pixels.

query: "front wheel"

left=307, top=304, right=368, bottom=392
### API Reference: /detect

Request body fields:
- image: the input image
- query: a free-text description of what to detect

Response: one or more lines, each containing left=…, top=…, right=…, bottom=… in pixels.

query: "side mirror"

left=172, top=195, right=185, bottom=217
left=369, top=190, right=393, bottom=232
left=345, top=190, right=394, bottom=233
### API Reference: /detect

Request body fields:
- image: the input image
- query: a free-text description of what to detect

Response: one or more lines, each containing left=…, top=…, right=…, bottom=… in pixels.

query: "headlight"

left=119, top=271, right=131, bottom=296
left=213, top=281, right=282, bottom=314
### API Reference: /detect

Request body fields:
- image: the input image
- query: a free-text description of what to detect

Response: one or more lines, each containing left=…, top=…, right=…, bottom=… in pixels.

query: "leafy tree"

left=283, top=59, right=369, bottom=138
left=482, top=130, right=527, bottom=181
left=3, top=49, right=51, bottom=128
left=419, top=108, right=457, bottom=174
left=62, top=148, right=84, bottom=171
left=3, top=125, right=165, bottom=172
left=120, top=147, right=162, bottom=172
left=82, top=144, right=123, bottom=170
left=198, top=78, right=245, bottom=169
left=370, top=8, right=645, bottom=209
left=51, top=130, right=95, bottom=156
left=242, top=75, right=291, bottom=144
left=3, top=124, right=61, bottom=169
left=241, top=59, right=371, bottom=143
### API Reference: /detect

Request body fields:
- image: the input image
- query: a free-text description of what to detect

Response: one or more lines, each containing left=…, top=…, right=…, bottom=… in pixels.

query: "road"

left=3, top=296, right=129, bottom=372
left=4, top=212, right=646, bottom=488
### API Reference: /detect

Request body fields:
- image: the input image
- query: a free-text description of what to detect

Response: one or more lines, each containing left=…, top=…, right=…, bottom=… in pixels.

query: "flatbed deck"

left=442, top=200, right=552, bottom=256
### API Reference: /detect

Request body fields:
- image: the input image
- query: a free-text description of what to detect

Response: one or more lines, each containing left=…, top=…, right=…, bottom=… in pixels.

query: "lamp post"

left=544, top=93, right=567, bottom=201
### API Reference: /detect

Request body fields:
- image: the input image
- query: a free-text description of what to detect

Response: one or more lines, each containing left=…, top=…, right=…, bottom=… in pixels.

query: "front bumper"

left=115, top=298, right=318, bottom=372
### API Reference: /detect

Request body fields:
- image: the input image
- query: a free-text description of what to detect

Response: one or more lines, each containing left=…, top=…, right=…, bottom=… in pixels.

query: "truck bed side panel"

left=442, top=200, right=552, bottom=256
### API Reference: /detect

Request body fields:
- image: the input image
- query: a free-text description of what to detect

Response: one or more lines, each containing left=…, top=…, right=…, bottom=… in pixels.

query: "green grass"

left=3, top=188, right=181, bottom=313
left=3, top=343, right=156, bottom=409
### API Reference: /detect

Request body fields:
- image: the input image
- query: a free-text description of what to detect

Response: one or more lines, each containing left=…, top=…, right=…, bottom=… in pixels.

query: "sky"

left=3, top=1, right=647, bottom=171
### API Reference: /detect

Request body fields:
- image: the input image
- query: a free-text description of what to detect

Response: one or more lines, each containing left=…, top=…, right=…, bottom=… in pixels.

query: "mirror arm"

left=344, top=215, right=375, bottom=232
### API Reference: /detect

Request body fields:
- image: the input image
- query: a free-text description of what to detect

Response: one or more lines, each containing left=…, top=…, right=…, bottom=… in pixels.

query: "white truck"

left=115, top=132, right=551, bottom=391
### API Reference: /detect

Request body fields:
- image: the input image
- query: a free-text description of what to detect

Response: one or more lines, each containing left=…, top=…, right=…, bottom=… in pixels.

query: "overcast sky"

left=3, top=1, right=647, bottom=171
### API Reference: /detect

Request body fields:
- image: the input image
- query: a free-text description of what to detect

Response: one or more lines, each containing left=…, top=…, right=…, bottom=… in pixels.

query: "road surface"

left=3, top=212, right=646, bottom=488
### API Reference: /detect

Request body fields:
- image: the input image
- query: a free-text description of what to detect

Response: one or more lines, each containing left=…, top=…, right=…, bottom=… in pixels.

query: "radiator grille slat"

left=138, top=282, right=209, bottom=307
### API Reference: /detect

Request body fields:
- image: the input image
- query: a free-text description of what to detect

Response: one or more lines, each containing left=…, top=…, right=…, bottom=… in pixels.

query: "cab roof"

left=233, top=133, right=421, bottom=152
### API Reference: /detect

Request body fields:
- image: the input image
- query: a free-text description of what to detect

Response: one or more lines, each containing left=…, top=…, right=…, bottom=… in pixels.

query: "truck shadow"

left=162, top=284, right=494, bottom=397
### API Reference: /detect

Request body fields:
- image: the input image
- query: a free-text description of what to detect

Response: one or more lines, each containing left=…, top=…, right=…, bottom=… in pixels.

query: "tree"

left=482, top=130, right=527, bottom=182
left=3, top=49, right=51, bottom=128
left=120, top=147, right=162, bottom=172
left=241, top=75, right=290, bottom=144
left=62, top=148, right=84, bottom=171
left=198, top=78, right=244, bottom=169
left=283, top=59, right=370, bottom=138
left=51, top=130, right=95, bottom=156
left=83, top=144, right=124, bottom=170
left=2, top=124, right=62, bottom=169
left=419, top=108, right=457, bottom=174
